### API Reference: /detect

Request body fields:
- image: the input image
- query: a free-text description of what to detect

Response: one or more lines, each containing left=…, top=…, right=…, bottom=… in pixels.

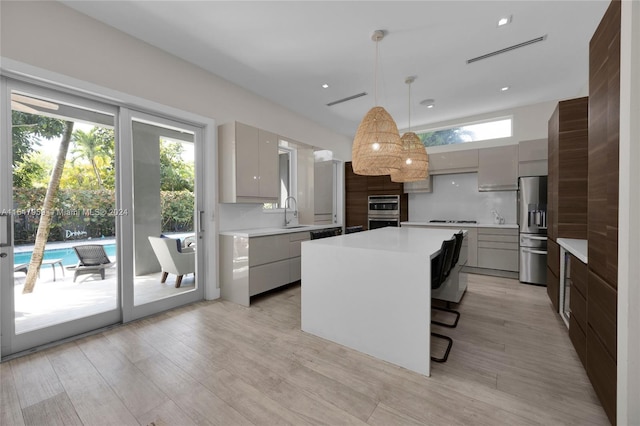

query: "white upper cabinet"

left=257, top=129, right=279, bottom=199
left=428, top=149, right=479, bottom=175
left=518, top=138, right=548, bottom=177
left=477, top=145, right=518, bottom=191
left=219, top=121, right=278, bottom=203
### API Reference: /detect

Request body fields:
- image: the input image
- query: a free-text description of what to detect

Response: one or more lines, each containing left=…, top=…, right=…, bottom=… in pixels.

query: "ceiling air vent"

left=326, top=92, right=367, bottom=107
left=466, top=35, right=547, bottom=64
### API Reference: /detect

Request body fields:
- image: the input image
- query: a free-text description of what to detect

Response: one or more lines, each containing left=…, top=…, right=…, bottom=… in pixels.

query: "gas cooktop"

left=429, top=220, right=477, bottom=224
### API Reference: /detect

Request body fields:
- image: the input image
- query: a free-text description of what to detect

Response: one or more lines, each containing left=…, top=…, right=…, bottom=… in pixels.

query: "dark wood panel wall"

left=569, top=254, right=588, bottom=368
left=586, top=0, right=620, bottom=422
left=546, top=239, right=561, bottom=312
left=345, top=162, right=408, bottom=230
left=547, top=97, right=589, bottom=311
left=545, top=1, right=620, bottom=423
left=547, top=97, right=589, bottom=242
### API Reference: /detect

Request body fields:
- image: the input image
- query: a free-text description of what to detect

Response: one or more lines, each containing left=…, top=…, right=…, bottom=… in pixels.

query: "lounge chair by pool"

left=72, top=244, right=115, bottom=282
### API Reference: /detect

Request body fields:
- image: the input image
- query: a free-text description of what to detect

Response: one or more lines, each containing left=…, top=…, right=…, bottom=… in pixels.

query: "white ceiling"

left=62, top=1, right=609, bottom=138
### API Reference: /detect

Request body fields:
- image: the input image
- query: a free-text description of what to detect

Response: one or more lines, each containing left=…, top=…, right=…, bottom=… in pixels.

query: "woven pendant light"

left=352, top=30, right=401, bottom=176
left=391, top=76, right=429, bottom=182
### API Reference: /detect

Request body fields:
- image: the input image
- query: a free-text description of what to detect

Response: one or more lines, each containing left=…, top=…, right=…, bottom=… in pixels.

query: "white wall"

left=408, top=173, right=517, bottom=225
left=218, top=204, right=286, bottom=231
left=618, top=1, right=640, bottom=424
left=0, top=1, right=352, bottom=160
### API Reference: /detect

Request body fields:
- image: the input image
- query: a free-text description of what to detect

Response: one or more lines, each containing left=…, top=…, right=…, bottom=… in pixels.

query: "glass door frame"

left=0, top=77, right=121, bottom=357
left=1, top=74, right=216, bottom=358
left=119, top=108, right=205, bottom=322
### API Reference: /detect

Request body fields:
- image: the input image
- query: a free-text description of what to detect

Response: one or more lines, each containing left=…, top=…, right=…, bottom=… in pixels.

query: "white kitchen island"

left=301, top=227, right=463, bottom=377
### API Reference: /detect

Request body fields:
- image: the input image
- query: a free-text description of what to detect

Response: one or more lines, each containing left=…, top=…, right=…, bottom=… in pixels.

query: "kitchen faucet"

left=284, top=196, right=298, bottom=227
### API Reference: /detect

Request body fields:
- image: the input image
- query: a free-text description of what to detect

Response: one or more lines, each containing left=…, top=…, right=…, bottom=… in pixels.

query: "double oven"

left=368, top=195, right=400, bottom=230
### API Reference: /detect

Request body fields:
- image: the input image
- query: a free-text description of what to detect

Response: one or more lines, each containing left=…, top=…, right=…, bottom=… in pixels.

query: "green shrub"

left=13, top=188, right=194, bottom=244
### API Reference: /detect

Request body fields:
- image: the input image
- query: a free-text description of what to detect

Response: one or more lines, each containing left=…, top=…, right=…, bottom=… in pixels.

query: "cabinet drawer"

left=477, top=247, right=518, bottom=271
left=547, top=239, right=560, bottom=278
left=477, top=234, right=519, bottom=244
left=477, top=227, right=518, bottom=237
left=570, top=283, right=587, bottom=332
left=289, top=232, right=310, bottom=257
left=587, top=271, right=617, bottom=359
left=249, top=259, right=291, bottom=296
left=290, top=256, right=302, bottom=282
left=570, top=254, right=588, bottom=297
left=586, top=324, right=617, bottom=424
left=569, top=316, right=586, bottom=368
left=547, top=266, right=559, bottom=312
left=249, top=234, right=290, bottom=267
left=477, top=241, right=518, bottom=250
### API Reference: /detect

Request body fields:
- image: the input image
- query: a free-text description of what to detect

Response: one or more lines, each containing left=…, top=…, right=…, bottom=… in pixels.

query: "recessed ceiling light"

left=420, top=98, right=435, bottom=108
left=498, top=16, right=512, bottom=27
left=321, top=83, right=329, bottom=89
left=501, top=86, right=510, bottom=91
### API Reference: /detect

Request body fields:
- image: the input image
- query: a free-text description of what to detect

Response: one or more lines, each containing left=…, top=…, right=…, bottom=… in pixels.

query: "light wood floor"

left=1, top=274, right=609, bottom=426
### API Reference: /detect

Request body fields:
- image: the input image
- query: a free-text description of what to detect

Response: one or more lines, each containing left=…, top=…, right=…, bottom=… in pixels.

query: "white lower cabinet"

left=249, top=259, right=294, bottom=296
left=401, top=224, right=518, bottom=272
left=476, top=227, right=519, bottom=271
left=220, top=231, right=314, bottom=306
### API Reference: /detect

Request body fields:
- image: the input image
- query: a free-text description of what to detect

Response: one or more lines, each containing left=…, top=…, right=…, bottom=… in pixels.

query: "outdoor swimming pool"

left=14, top=244, right=116, bottom=267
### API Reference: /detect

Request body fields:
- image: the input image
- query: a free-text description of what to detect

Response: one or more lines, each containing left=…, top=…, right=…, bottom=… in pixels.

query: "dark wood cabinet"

left=547, top=97, right=589, bottom=242
left=585, top=1, right=620, bottom=423
left=569, top=254, right=588, bottom=368
left=345, top=162, right=408, bottom=230
left=345, top=162, right=368, bottom=229
left=546, top=239, right=560, bottom=312
left=366, top=175, right=403, bottom=193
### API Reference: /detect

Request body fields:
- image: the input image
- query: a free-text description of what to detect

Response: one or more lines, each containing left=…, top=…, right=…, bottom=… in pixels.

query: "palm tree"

left=71, top=128, right=106, bottom=188
left=22, top=121, right=74, bottom=294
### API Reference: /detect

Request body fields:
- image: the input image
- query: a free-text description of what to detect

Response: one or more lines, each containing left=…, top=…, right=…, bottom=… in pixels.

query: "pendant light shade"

left=352, top=30, right=402, bottom=176
left=390, top=76, right=429, bottom=182
left=352, top=106, right=402, bottom=175
left=390, top=131, right=429, bottom=182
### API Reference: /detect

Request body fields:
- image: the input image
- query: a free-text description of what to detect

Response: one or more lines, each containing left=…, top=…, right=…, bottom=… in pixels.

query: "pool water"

left=14, top=244, right=116, bottom=267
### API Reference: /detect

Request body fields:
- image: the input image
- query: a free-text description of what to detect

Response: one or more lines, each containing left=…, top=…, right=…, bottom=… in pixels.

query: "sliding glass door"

left=0, top=79, right=120, bottom=356
left=1, top=80, right=207, bottom=358
left=120, top=110, right=204, bottom=321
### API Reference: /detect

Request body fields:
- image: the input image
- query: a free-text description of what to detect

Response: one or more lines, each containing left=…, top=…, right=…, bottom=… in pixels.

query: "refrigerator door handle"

left=522, top=248, right=548, bottom=255
left=521, top=235, right=547, bottom=241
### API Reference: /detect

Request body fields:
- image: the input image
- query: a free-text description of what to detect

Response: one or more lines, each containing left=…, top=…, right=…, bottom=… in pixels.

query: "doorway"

left=0, top=79, right=209, bottom=358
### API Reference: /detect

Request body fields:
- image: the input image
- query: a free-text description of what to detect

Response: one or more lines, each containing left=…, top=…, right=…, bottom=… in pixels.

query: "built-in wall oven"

left=368, top=195, right=400, bottom=230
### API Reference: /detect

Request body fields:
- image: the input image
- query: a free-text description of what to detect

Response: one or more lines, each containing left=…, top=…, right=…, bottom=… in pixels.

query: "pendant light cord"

left=374, top=39, right=379, bottom=106
left=407, top=80, right=411, bottom=131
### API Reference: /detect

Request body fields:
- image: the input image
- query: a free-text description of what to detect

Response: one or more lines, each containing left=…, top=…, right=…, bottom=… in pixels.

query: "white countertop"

left=219, top=224, right=342, bottom=237
left=557, top=238, right=588, bottom=263
left=402, top=221, right=519, bottom=229
left=302, top=226, right=465, bottom=377
left=305, top=226, right=463, bottom=256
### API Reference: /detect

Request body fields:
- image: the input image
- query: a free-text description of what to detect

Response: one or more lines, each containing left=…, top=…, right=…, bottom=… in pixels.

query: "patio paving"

left=12, top=265, right=195, bottom=334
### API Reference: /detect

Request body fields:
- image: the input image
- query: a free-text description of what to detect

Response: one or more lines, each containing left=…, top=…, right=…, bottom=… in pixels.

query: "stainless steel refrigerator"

left=518, top=176, right=547, bottom=285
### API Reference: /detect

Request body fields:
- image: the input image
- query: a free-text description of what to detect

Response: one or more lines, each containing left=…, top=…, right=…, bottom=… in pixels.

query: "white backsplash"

left=218, top=203, right=286, bottom=231
left=408, top=173, right=517, bottom=224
